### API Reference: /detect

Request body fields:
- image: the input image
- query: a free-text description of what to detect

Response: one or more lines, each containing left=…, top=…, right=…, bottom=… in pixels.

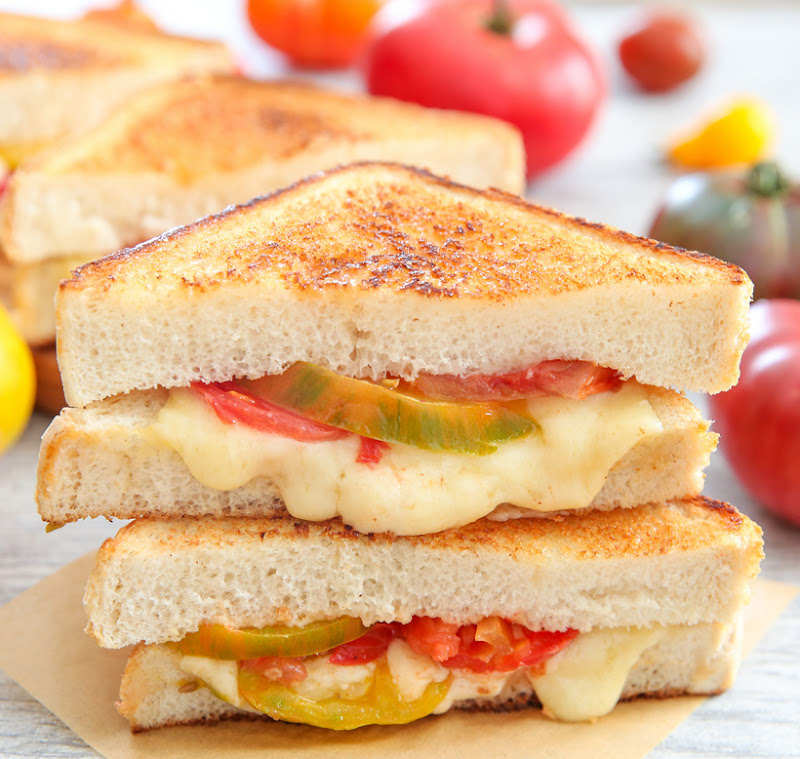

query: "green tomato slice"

left=238, top=660, right=451, bottom=730
left=172, top=617, right=367, bottom=660
left=243, top=362, right=537, bottom=455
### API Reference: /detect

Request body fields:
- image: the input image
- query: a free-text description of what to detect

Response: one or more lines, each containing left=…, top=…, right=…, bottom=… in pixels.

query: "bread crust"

left=63, top=163, right=747, bottom=299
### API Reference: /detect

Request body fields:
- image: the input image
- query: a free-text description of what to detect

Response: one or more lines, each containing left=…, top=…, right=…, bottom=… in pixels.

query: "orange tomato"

left=246, top=0, right=381, bottom=68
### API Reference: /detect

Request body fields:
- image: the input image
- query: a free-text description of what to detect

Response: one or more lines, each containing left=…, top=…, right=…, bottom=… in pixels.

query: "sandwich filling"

left=151, top=361, right=663, bottom=535
left=170, top=616, right=667, bottom=727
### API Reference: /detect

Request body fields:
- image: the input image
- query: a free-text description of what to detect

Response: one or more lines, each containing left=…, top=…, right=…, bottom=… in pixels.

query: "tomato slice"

left=191, top=381, right=348, bottom=442
left=328, top=623, right=400, bottom=665
left=242, top=362, right=537, bottom=455
left=238, top=660, right=450, bottom=730
left=172, top=617, right=367, bottom=660
left=403, top=616, right=577, bottom=673
left=407, top=360, right=622, bottom=402
left=356, top=437, right=390, bottom=465
left=403, top=617, right=461, bottom=662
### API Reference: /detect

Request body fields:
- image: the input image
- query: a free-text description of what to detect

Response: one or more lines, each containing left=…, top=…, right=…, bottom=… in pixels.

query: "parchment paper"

left=0, top=552, right=796, bottom=759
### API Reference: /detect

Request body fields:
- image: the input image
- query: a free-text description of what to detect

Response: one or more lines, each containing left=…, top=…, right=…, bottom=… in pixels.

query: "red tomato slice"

left=403, top=616, right=577, bottom=673
left=328, top=623, right=401, bottom=665
left=191, top=381, right=348, bottom=442
left=403, top=617, right=462, bottom=662
left=356, top=437, right=390, bottom=465
left=408, top=360, right=622, bottom=402
left=240, top=656, right=308, bottom=685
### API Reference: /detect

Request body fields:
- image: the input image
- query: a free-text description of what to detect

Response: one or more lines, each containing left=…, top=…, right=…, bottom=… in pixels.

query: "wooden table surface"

left=1, top=2, right=799, bottom=757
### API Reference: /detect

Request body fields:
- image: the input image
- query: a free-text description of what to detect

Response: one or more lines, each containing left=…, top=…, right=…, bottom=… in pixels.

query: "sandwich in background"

left=85, top=500, right=762, bottom=730
left=0, top=5, right=233, bottom=169
left=0, top=76, right=525, bottom=410
left=38, top=162, right=750, bottom=535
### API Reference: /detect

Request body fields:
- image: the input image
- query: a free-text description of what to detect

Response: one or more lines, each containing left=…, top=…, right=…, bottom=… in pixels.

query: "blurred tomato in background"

left=362, top=0, right=605, bottom=180
left=650, top=161, right=800, bottom=302
left=709, top=300, right=800, bottom=527
left=618, top=10, right=705, bottom=93
left=247, top=0, right=382, bottom=68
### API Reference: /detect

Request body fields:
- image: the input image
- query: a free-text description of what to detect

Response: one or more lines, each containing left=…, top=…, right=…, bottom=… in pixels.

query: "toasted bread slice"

left=1, top=76, right=525, bottom=267
left=118, top=618, right=742, bottom=731
left=84, top=498, right=762, bottom=649
left=56, top=163, right=751, bottom=406
left=0, top=11, right=233, bottom=165
left=37, top=384, right=716, bottom=529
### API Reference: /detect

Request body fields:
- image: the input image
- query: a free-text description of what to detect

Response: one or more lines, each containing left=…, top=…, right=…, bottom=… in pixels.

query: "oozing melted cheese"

left=179, top=625, right=667, bottom=722
left=529, top=626, right=666, bottom=721
left=152, top=382, right=662, bottom=536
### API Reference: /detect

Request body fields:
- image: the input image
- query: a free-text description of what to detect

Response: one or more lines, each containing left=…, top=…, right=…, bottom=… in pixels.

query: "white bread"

left=1, top=76, right=525, bottom=266
left=37, top=384, right=716, bottom=525
left=0, top=254, right=82, bottom=345
left=83, top=499, right=763, bottom=649
left=0, top=11, right=232, bottom=163
left=118, top=619, right=742, bottom=731
left=55, top=163, right=753, bottom=407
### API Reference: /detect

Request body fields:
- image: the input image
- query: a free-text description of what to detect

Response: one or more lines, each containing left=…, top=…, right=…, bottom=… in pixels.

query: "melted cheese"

left=180, top=655, right=256, bottom=711
left=180, top=625, right=667, bottom=723
left=529, top=626, right=666, bottom=722
left=151, top=382, right=662, bottom=536
left=386, top=640, right=449, bottom=702
left=293, top=656, right=375, bottom=701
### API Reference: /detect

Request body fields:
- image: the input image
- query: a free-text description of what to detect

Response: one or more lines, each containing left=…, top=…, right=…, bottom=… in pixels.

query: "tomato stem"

left=486, top=0, right=514, bottom=35
left=747, top=162, right=790, bottom=198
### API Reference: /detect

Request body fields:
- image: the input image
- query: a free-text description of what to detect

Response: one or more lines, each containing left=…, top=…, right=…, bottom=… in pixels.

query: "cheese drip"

left=151, top=382, right=662, bottom=536
left=529, top=626, right=666, bottom=721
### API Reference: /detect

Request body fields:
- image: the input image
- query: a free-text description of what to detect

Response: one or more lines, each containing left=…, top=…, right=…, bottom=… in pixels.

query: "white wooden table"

left=1, top=2, right=799, bottom=757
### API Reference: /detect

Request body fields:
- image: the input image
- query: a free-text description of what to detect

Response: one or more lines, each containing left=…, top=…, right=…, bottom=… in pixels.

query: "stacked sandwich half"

left=36, top=163, right=763, bottom=731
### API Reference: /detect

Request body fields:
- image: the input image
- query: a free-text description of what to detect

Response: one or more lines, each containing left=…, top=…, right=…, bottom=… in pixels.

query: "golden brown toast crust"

left=63, top=163, right=748, bottom=302
left=0, top=11, right=229, bottom=77
left=30, top=76, right=520, bottom=183
left=99, top=496, right=763, bottom=571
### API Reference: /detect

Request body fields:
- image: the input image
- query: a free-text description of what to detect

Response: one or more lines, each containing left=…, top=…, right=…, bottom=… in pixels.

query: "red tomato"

left=364, top=0, right=605, bottom=180
left=356, top=437, right=390, bottom=465
left=408, top=360, right=622, bottom=401
left=618, top=11, right=705, bottom=93
left=403, top=615, right=576, bottom=672
left=328, top=623, right=400, bottom=665
left=709, top=300, right=800, bottom=526
left=247, top=0, right=381, bottom=68
left=191, top=381, right=347, bottom=442
left=403, top=617, right=462, bottom=661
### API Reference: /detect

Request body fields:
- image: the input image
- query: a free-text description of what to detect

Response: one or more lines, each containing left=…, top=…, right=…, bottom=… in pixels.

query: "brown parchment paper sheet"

left=0, top=552, right=796, bottom=759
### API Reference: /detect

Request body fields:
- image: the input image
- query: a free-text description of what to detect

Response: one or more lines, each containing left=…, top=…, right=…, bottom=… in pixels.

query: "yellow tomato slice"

left=173, top=617, right=367, bottom=660
left=238, top=660, right=450, bottom=729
